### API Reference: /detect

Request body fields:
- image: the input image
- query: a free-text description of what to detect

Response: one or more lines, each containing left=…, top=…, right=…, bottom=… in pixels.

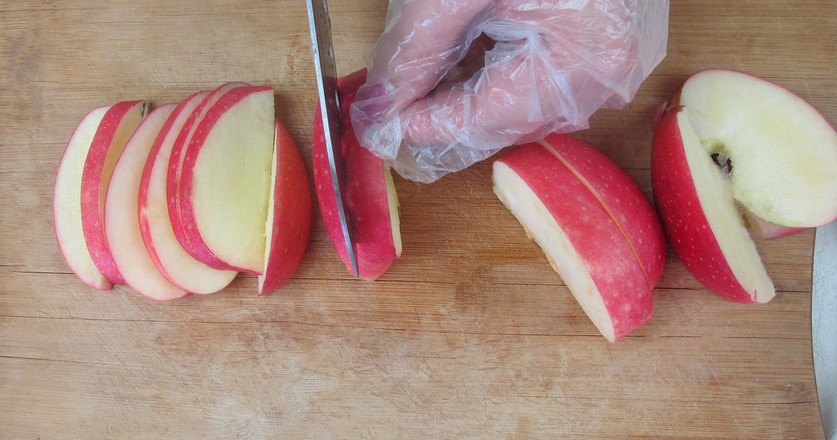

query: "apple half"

left=493, top=134, right=666, bottom=342
left=54, top=106, right=113, bottom=290
left=138, top=91, right=238, bottom=295
left=652, top=69, right=837, bottom=303
left=257, top=120, right=312, bottom=295
left=313, top=69, right=402, bottom=281
left=80, top=100, right=147, bottom=285
left=105, top=103, right=188, bottom=301
left=177, top=85, right=276, bottom=273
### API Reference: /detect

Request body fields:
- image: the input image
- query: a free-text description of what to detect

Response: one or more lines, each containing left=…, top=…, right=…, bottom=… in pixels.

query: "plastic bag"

left=350, top=0, right=669, bottom=183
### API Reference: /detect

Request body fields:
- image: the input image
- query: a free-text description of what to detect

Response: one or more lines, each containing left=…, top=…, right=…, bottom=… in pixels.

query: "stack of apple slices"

left=54, top=83, right=311, bottom=300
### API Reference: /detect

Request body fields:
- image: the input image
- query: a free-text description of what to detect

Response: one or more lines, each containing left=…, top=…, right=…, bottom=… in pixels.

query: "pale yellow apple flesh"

left=493, top=161, right=614, bottom=342
left=384, top=165, right=403, bottom=257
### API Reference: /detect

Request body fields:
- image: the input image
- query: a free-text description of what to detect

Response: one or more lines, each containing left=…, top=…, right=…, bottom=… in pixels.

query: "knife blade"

left=306, top=0, right=359, bottom=277
left=813, top=222, right=837, bottom=440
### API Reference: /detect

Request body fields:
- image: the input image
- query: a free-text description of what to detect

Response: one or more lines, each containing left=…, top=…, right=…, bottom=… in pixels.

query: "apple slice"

left=80, top=100, right=146, bottom=285
left=668, top=69, right=837, bottom=237
left=54, top=106, right=113, bottom=290
left=166, top=82, right=249, bottom=268
left=105, top=103, right=188, bottom=301
left=258, top=120, right=312, bottom=295
left=493, top=134, right=666, bottom=342
left=177, top=85, right=276, bottom=273
left=139, top=91, right=237, bottom=294
left=313, top=69, right=402, bottom=281
left=652, top=106, right=775, bottom=304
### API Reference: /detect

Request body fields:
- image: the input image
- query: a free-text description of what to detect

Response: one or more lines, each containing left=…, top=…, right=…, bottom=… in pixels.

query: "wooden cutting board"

left=1, top=0, right=833, bottom=438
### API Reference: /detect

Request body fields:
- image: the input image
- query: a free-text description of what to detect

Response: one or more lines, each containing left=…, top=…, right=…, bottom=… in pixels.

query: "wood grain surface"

left=1, top=0, right=834, bottom=438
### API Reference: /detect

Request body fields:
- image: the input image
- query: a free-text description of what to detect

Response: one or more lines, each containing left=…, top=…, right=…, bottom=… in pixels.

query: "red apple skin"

left=80, top=100, right=145, bottom=285
left=313, top=69, right=400, bottom=281
left=166, top=82, right=248, bottom=268
left=176, top=85, right=273, bottom=273
left=651, top=106, right=760, bottom=304
left=258, top=120, right=312, bottom=295
left=498, top=134, right=664, bottom=341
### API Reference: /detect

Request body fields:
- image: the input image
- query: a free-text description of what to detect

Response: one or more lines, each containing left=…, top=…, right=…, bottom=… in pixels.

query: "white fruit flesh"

left=191, top=89, right=274, bottom=272
left=493, top=161, right=614, bottom=342
left=54, top=106, right=112, bottom=290
left=384, top=165, right=402, bottom=257
left=106, top=104, right=187, bottom=301
left=258, top=128, right=280, bottom=292
left=679, top=70, right=837, bottom=227
left=677, top=109, right=775, bottom=303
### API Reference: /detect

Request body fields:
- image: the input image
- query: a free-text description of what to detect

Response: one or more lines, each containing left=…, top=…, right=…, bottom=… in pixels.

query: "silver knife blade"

left=307, top=0, right=359, bottom=277
left=813, top=222, right=837, bottom=439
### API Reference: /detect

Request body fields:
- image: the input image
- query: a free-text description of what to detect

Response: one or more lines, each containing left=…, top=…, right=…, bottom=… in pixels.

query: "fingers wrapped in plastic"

left=351, top=0, right=670, bottom=183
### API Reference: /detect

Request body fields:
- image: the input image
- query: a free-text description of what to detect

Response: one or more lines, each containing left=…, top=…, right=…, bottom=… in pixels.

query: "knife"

left=813, top=222, right=837, bottom=439
left=306, top=0, right=359, bottom=277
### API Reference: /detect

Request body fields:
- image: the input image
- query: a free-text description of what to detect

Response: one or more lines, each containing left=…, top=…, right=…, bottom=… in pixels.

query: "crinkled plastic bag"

left=350, top=0, right=669, bottom=183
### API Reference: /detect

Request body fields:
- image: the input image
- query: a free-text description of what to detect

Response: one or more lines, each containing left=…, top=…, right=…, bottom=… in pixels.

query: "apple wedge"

left=313, top=69, right=402, bottom=281
left=177, top=85, right=276, bottom=273
left=258, top=120, right=312, bottom=295
left=493, top=134, right=666, bottom=342
left=80, top=100, right=146, bottom=285
left=652, top=70, right=837, bottom=303
left=54, top=106, right=113, bottom=290
left=105, top=103, right=188, bottom=301
left=139, top=91, right=237, bottom=295
left=166, top=82, right=249, bottom=268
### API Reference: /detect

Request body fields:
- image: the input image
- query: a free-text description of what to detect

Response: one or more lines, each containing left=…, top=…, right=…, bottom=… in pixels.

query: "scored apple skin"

left=105, top=103, right=188, bottom=301
left=651, top=105, right=775, bottom=304
left=54, top=106, right=113, bottom=290
left=80, top=99, right=146, bottom=285
left=166, top=82, right=249, bottom=269
left=138, top=91, right=238, bottom=295
left=313, top=68, right=402, bottom=281
left=494, top=134, right=665, bottom=342
left=258, top=120, right=312, bottom=295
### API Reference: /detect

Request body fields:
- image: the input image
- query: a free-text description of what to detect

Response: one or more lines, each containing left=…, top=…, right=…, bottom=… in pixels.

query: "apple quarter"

left=493, top=134, right=666, bottom=342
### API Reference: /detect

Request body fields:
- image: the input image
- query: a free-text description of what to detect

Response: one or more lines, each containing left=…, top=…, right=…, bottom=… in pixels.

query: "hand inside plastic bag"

left=350, top=0, right=669, bottom=183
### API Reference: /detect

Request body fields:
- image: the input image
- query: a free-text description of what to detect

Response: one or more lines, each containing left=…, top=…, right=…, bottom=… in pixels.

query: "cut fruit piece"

left=139, top=91, right=237, bottom=295
left=166, top=82, right=249, bottom=268
left=258, top=120, right=312, bottom=295
left=105, top=103, right=188, bottom=301
left=313, top=69, right=402, bottom=281
left=80, top=100, right=146, bottom=285
left=651, top=106, right=775, bottom=304
left=54, top=106, right=113, bottom=290
left=178, top=85, right=276, bottom=273
left=669, top=69, right=837, bottom=235
left=493, top=134, right=666, bottom=342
